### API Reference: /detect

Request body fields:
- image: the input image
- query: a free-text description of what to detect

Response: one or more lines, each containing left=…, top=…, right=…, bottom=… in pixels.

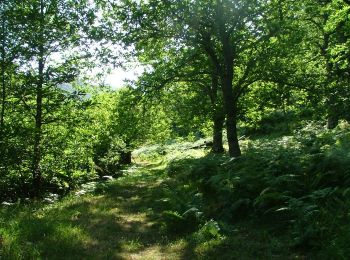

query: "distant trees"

left=1, top=0, right=350, bottom=200
left=101, top=0, right=285, bottom=156
left=134, top=47, right=225, bottom=153
left=106, top=0, right=350, bottom=147
left=92, top=86, right=173, bottom=175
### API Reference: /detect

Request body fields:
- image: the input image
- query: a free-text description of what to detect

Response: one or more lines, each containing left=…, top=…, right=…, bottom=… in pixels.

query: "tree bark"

left=32, top=0, right=45, bottom=197
left=32, top=60, right=43, bottom=197
left=320, top=26, right=339, bottom=129
left=327, top=99, right=339, bottom=129
left=327, top=114, right=338, bottom=129
left=209, top=71, right=224, bottom=153
left=211, top=112, right=224, bottom=153
left=0, top=5, right=6, bottom=134
left=215, top=0, right=241, bottom=157
left=221, top=79, right=241, bottom=157
left=202, top=34, right=241, bottom=157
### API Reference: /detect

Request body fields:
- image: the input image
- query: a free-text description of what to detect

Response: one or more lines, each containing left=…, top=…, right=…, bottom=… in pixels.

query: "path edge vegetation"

left=1, top=0, right=350, bottom=258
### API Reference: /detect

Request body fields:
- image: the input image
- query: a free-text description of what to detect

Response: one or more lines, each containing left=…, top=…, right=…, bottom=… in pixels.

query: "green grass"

left=3, top=127, right=349, bottom=259
left=0, top=161, right=297, bottom=259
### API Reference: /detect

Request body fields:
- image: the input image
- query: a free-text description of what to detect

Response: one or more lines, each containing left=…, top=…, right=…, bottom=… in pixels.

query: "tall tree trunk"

left=32, top=0, right=44, bottom=197
left=327, top=96, right=339, bottom=129
left=219, top=45, right=241, bottom=157
left=320, top=28, right=338, bottom=129
left=221, top=79, right=241, bottom=157
left=209, top=71, right=224, bottom=153
left=327, top=114, right=338, bottom=129
left=211, top=112, right=224, bottom=153
left=202, top=42, right=241, bottom=156
left=216, top=0, right=241, bottom=157
left=32, top=60, right=43, bottom=197
left=0, top=5, right=6, bottom=135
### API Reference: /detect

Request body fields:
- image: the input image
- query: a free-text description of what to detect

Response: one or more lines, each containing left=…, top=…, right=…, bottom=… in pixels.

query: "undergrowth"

left=164, top=121, right=350, bottom=258
left=1, top=122, right=350, bottom=259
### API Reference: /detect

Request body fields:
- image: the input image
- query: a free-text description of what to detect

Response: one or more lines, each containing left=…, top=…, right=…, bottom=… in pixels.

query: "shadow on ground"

left=4, top=164, right=198, bottom=259
left=1, top=162, right=303, bottom=259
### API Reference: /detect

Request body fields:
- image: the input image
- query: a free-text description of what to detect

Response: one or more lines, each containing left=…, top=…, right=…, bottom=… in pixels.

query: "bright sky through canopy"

left=104, top=66, right=144, bottom=89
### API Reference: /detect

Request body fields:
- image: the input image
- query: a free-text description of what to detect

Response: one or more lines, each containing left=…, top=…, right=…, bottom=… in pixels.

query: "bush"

left=93, top=136, right=126, bottom=177
left=181, top=122, right=350, bottom=253
left=161, top=208, right=202, bottom=234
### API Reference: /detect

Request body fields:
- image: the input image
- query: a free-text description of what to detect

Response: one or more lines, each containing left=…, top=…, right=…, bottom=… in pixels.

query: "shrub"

left=182, top=122, right=350, bottom=253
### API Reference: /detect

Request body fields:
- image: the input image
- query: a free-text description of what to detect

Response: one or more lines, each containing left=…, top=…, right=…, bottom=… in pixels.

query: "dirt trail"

left=66, top=163, right=193, bottom=259
left=2, top=162, right=304, bottom=259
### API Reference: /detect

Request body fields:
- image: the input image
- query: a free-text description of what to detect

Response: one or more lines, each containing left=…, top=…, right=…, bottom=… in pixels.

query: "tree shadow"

left=4, top=164, right=197, bottom=259
left=1, top=158, right=306, bottom=259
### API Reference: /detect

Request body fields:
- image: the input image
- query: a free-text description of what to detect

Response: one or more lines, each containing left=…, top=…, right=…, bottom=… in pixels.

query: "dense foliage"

left=163, top=122, right=350, bottom=257
left=1, top=0, right=350, bottom=258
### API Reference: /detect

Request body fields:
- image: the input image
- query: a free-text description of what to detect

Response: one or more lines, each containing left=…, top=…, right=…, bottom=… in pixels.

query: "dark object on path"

left=120, top=150, right=132, bottom=165
left=191, top=141, right=213, bottom=149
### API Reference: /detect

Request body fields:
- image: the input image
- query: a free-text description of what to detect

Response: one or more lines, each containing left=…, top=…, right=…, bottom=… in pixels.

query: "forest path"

left=72, top=162, right=193, bottom=259
left=23, top=162, right=195, bottom=259
left=2, top=160, right=305, bottom=259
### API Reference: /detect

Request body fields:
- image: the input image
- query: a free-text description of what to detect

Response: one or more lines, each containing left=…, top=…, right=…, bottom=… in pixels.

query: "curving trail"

left=1, top=161, right=303, bottom=259
left=17, top=163, right=195, bottom=259
left=67, top=163, right=193, bottom=259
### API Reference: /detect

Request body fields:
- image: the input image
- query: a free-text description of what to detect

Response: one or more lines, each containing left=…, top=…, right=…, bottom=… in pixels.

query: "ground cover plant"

left=2, top=123, right=350, bottom=258
left=2, top=0, right=350, bottom=259
left=163, top=122, right=350, bottom=258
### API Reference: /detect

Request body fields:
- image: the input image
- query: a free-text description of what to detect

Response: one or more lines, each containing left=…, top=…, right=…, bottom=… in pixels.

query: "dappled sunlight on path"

left=42, top=163, right=195, bottom=259
left=1, top=160, right=311, bottom=259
